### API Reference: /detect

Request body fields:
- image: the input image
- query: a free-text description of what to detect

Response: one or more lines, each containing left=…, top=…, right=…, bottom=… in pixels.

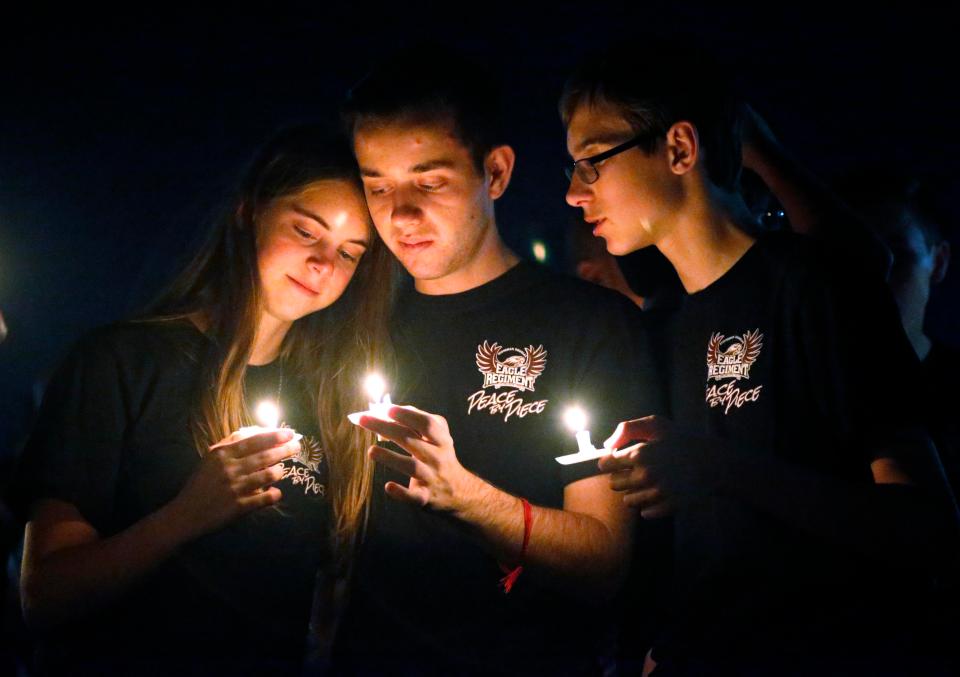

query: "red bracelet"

left=499, top=498, right=533, bottom=594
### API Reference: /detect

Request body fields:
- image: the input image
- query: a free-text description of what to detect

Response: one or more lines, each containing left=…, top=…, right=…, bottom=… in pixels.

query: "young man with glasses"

left=330, top=46, right=661, bottom=675
left=561, top=46, right=959, bottom=673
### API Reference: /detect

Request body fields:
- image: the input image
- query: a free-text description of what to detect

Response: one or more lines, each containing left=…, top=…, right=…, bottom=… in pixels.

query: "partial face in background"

left=565, top=102, right=682, bottom=255
left=256, top=180, right=371, bottom=326
left=878, top=214, right=949, bottom=333
left=353, top=118, right=500, bottom=288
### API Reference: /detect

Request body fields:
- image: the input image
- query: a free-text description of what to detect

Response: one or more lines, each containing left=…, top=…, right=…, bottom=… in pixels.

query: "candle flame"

left=364, top=373, right=387, bottom=402
left=563, top=406, right=588, bottom=433
left=255, top=400, right=280, bottom=428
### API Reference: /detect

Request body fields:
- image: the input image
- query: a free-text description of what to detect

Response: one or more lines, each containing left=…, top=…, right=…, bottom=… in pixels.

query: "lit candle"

left=236, top=399, right=300, bottom=444
left=255, top=400, right=280, bottom=429
left=565, top=407, right=594, bottom=454
left=347, top=372, right=394, bottom=425
left=555, top=405, right=605, bottom=465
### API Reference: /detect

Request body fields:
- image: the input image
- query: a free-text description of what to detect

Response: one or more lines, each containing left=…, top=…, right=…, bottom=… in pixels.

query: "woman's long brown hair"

left=147, top=124, right=395, bottom=552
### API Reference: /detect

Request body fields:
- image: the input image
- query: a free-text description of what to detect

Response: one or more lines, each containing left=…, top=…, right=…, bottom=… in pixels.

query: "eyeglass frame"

left=565, top=134, right=651, bottom=184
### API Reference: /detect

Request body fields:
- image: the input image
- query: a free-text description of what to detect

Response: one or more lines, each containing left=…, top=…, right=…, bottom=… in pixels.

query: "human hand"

left=576, top=257, right=644, bottom=308
left=357, top=405, right=481, bottom=513
left=169, top=428, right=300, bottom=539
left=598, top=416, right=717, bottom=518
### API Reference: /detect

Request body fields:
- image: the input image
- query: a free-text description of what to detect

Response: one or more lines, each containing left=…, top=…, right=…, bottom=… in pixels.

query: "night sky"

left=2, top=4, right=958, bottom=458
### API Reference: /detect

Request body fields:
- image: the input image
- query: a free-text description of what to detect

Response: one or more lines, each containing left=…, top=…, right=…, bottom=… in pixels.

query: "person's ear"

left=485, top=145, right=516, bottom=200
left=666, top=121, right=698, bottom=176
left=932, top=240, right=951, bottom=285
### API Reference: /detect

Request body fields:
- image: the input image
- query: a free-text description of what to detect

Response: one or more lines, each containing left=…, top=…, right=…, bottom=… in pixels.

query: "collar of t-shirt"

left=400, top=260, right=543, bottom=318
left=652, top=237, right=763, bottom=311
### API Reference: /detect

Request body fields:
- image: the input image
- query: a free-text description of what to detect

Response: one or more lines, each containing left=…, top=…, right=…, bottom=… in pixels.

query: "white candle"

left=365, top=373, right=394, bottom=420
left=563, top=407, right=595, bottom=454
left=555, top=406, right=605, bottom=465
left=347, top=372, right=394, bottom=425
left=575, top=430, right=593, bottom=455
left=235, top=399, right=300, bottom=444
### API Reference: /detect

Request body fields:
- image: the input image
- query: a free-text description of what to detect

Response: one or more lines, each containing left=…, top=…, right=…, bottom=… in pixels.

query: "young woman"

left=13, top=125, right=394, bottom=675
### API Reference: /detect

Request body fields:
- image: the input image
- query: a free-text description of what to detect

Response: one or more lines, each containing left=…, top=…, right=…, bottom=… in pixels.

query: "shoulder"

left=755, top=234, right=908, bottom=357
left=64, top=319, right=207, bottom=380
left=84, top=318, right=203, bottom=354
left=752, top=230, right=881, bottom=291
left=516, top=263, right=641, bottom=316
left=750, top=231, right=828, bottom=277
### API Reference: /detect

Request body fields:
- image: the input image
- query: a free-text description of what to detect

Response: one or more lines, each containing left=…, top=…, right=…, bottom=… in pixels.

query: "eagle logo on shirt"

left=706, top=329, right=763, bottom=382
left=467, top=341, right=550, bottom=421
left=705, top=329, right=765, bottom=414
left=475, top=341, right=547, bottom=392
left=281, top=432, right=325, bottom=497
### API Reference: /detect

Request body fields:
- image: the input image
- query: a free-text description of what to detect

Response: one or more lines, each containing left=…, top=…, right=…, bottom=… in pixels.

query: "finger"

left=603, top=421, right=628, bottom=451
left=610, top=466, right=655, bottom=493
left=236, top=463, right=287, bottom=493
left=384, top=480, right=429, bottom=507
left=368, top=445, right=420, bottom=479
left=632, top=439, right=666, bottom=469
left=357, top=415, right=422, bottom=445
left=225, top=429, right=295, bottom=458
left=210, top=428, right=286, bottom=452
left=237, top=439, right=300, bottom=474
left=607, top=467, right=634, bottom=490
left=387, top=406, right=445, bottom=444
left=621, top=486, right=663, bottom=509
left=221, top=430, right=244, bottom=445
left=206, top=446, right=232, bottom=467
left=639, top=499, right=674, bottom=520
left=597, top=448, right=639, bottom=473
left=358, top=416, right=436, bottom=461
left=238, top=486, right=283, bottom=511
left=603, top=415, right=667, bottom=450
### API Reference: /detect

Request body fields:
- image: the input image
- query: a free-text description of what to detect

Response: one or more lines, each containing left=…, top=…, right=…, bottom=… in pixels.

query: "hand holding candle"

left=555, top=405, right=640, bottom=465
left=173, top=425, right=300, bottom=539
left=598, top=415, right=713, bottom=519
left=352, top=403, right=479, bottom=512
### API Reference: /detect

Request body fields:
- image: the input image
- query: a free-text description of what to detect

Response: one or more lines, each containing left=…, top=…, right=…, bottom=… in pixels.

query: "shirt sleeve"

left=9, top=332, right=128, bottom=529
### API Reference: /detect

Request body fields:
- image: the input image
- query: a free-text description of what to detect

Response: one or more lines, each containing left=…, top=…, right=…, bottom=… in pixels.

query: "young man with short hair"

left=561, top=46, right=959, bottom=673
left=840, top=172, right=960, bottom=500
left=331, top=46, right=660, bottom=674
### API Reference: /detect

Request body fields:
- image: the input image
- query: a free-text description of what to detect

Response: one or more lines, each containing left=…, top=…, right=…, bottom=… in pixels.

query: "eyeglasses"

left=565, top=135, right=648, bottom=184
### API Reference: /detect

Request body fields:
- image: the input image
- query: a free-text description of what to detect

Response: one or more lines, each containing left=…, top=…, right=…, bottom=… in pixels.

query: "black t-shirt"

left=647, top=232, right=933, bottom=669
left=922, top=341, right=960, bottom=492
left=333, top=262, right=661, bottom=675
left=11, top=320, right=330, bottom=676
left=920, top=342, right=960, bottom=665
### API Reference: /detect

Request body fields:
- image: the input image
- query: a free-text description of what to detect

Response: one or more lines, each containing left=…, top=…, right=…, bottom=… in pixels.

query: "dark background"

left=2, top=3, right=958, bottom=459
